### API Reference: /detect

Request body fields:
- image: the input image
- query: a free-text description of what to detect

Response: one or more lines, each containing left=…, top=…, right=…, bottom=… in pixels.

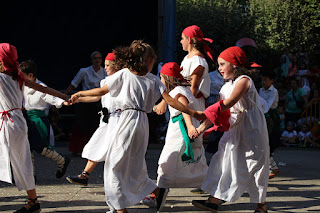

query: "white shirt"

left=71, top=65, right=107, bottom=90
left=259, top=85, right=279, bottom=111
left=23, top=79, right=65, bottom=115
left=282, top=130, right=297, bottom=138
left=298, top=131, right=312, bottom=140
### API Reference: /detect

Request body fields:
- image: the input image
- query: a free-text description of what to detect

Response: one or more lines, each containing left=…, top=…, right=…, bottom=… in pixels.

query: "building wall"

left=0, top=1, right=158, bottom=89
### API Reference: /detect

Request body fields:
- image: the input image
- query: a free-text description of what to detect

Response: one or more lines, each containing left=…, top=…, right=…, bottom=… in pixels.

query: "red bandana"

left=219, top=46, right=262, bottom=68
left=0, top=43, right=25, bottom=90
left=105, top=52, right=115, bottom=61
left=182, top=25, right=214, bottom=61
left=160, top=62, right=184, bottom=80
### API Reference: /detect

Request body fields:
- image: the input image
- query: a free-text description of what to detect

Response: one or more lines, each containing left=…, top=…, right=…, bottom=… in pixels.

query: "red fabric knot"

left=0, top=108, right=22, bottom=131
left=202, top=100, right=230, bottom=137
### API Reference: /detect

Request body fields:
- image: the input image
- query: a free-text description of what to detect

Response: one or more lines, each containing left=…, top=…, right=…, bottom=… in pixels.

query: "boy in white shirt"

left=20, top=60, right=70, bottom=179
left=259, top=70, right=281, bottom=178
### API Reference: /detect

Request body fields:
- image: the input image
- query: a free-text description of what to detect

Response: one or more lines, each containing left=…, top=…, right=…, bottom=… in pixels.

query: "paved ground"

left=1, top=145, right=320, bottom=213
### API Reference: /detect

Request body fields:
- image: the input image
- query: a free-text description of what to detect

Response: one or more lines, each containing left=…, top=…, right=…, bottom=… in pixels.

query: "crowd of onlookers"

left=275, top=46, right=320, bottom=148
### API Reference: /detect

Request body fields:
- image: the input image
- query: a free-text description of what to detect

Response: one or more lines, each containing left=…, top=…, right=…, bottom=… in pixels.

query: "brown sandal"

left=254, top=203, right=268, bottom=213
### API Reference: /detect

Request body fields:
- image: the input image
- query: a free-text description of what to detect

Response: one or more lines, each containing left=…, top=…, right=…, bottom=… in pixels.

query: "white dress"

left=157, top=86, right=208, bottom=188
left=81, top=78, right=120, bottom=162
left=103, top=68, right=166, bottom=210
left=201, top=75, right=269, bottom=203
left=0, top=73, right=35, bottom=190
left=180, top=55, right=210, bottom=110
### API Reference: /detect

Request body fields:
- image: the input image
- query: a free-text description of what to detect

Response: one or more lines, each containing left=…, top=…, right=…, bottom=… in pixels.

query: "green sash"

left=26, top=110, right=53, bottom=149
left=172, top=114, right=198, bottom=163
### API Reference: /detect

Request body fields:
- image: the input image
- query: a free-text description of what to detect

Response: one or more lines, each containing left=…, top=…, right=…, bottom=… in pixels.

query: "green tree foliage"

left=177, top=0, right=320, bottom=63
left=249, top=0, right=320, bottom=57
left=176, top=0, right=252, bottom=62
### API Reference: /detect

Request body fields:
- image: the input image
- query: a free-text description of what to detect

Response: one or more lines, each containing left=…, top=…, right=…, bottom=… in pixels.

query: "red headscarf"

left=105, top=52, right=115, bottom=61
left=160, top=62, right=185, bottom=80
left=0, top=43, right=25, bottom=90
left=218, top=46, right=261, bottom=68
left=182, top=25, right=214, bottom=61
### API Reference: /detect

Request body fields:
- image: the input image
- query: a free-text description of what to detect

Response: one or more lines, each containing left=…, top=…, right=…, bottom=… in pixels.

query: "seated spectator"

left=298, top=124, right=317, bottom=148
left=281, top=121, right=298, bottom=147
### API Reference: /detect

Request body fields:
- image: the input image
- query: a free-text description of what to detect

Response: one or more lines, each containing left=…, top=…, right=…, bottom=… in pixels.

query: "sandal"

left=66, top=171, right=90, bottom=186
left=192, top=196, right=218, bottom=213
left=14, top=197, right=41, bottom=213
left=254, top=203, right=268, bottom=213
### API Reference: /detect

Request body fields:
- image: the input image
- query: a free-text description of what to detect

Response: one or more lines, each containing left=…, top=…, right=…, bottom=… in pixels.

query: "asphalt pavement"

left=1, top=144, right=320, bottom=213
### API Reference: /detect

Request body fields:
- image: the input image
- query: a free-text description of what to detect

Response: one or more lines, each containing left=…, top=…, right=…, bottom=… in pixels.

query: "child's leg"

left=41, top=147, right=70, bottom=178
left=66, top=160, right=98, bottom=186
left=83, top=160, right=98, bottom=174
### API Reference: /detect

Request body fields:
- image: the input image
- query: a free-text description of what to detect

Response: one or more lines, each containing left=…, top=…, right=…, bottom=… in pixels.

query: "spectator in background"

left=278, top=106, right=286, bottom=133
left=281, top=121, right=298, bottom=147
left=280, top=47, right=292, bottom=78
left=65, top=51, right=107, bottom=157
left=297, top=61, right=310, bottom=89
left=298, top=124, right=317, bottom=148
left=295, top=45, right=309, bottom=68
left=275, top=80, right=288, bottom=106
left=285, top=78, right=308, bottom=124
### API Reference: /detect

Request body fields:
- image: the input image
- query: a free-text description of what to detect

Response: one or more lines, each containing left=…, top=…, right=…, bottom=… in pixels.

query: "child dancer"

left=20, top=60, right=70, bottom=179
left=66, top=52, right=120, bottom=185
left=69, top=40, right=204, bottom=213
left=154, top=25, right=213, bottom=114
left=0, top=43, right=68, bottom=212
left=154, top=62, right=208, bottom=211
left=192, top=46, right=269, bottom=213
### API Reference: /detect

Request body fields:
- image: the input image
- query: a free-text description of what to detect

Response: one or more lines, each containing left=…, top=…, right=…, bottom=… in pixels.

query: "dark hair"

left=114, top=40, right=156, bottom=75
left=233, top=66, right=261, bottom=81
left=20, top=60, right=37, bottom=77
left=160, top=73, right=190, bottom=93
left=261, top=70, right=276, bottom=80
left=0, top=61, right=18, bottom=80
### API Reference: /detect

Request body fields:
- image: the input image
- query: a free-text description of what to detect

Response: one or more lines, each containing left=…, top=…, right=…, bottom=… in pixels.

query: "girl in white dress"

left=192, top=46, right=269, bottom=213
left=154, top=62, right=208, bottom=211
left=66, top=52, right=121, bottom=186
left=153, top=25, right=213, bottom=114
left=0, top=43, right=68, bottom=213
left=69, top=40, right=205, bottom=213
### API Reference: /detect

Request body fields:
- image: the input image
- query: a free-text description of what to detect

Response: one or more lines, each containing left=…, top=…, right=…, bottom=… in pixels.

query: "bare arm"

left=74, top=96, right=102, bottom=103
left=65, top=84, right=75, bottom=95
left=70, top=84, right=109, bottom=103
left=162, top=91, right=205, bottom=120
left=177, top=95, right=198, bottom=138
left=220, top=77, right=250, bottom=112
left=25, top=79, right=68, bottom=101
left=190, top=65, right=204, bottom=97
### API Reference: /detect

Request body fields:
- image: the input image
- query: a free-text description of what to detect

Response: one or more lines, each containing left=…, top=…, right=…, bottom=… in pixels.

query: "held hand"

left=69, top=92, right=82, bottom=104
left=153, top=100, right=167, bottom=115
left=188, top=125, right=199, bottom=139
left=63, top=101, right=72, bottom=106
